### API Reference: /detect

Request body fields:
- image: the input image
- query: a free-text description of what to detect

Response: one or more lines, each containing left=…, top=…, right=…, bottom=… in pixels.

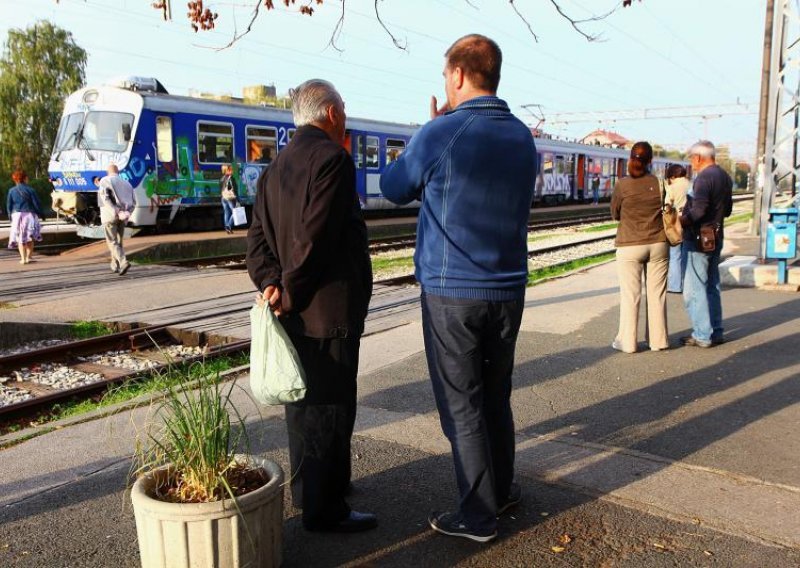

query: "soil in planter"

left=153, top=463, right=270, bottom=503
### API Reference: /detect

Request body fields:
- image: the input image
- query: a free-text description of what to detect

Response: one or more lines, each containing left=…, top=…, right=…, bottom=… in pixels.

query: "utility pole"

left=753, top=0, right=775, bottom=235
left=758, top=0, right=800, bottom=258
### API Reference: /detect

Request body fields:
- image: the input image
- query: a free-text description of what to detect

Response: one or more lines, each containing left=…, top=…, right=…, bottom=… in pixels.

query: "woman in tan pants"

left=610, top=142, right=669, bottom=353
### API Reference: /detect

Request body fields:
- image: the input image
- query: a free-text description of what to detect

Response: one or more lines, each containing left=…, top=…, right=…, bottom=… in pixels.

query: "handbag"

left=249, top=302, right=306, bottom=405
left=661, top=180, right=683, bottom=246
left=232, top=205, right=247, bottom=226
left=221, top=177, right=237, bottom=201
left=696, top=223, right=717, bottom=252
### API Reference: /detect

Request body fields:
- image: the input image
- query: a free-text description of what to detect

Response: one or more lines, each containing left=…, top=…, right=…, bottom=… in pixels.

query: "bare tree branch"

left=547, top=0, right=623, bottom=42
left=326, top=0, right=346, bottom=53
left=508, top=0, right=540, bottom=43
left=374, top=0, right=406, bottom=50
left=147, top=0, right=640, bottom=50
left=214, top=0, right=262, bottom=50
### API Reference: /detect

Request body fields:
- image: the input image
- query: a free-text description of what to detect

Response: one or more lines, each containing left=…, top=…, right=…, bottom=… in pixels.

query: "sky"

left=0, top=0, right=767, bottom=161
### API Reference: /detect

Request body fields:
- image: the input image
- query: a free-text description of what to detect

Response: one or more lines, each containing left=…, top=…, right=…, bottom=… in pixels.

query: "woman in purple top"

left=6, top=170, right=44, bottom=264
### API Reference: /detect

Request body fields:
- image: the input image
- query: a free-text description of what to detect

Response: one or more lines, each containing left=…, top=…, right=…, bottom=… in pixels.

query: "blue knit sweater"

left=380, top=96, right=537, bottom=300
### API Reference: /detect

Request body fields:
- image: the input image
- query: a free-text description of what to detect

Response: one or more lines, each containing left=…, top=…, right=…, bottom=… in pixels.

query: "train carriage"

left=48, top=77, right=416, bottom=235
left=533, top=137, right=687, bottom=204
left=48, top=77, right=688, bottom=234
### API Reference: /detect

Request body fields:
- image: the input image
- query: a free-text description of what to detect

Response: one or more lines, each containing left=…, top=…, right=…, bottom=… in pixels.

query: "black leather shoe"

left=307, top=511, right=378, bottom=533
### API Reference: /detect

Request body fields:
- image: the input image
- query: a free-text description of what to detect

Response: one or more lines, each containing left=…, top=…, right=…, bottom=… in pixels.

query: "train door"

left=349, top=131, right=367, bottom=206
left=576, top=154, right=586, bottom=202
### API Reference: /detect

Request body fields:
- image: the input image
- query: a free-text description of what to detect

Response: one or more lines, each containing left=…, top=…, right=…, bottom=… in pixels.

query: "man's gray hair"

left=289, top=79, right=343, bottom=127
left=688, top=140, right=716, bottom=158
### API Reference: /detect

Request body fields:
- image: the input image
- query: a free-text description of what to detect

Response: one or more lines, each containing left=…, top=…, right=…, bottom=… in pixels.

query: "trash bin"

left=766, top=207, right=798, bottom=284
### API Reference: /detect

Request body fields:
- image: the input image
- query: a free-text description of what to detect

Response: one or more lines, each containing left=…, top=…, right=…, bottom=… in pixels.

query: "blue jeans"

left=221, top=199, right=234, bottom=229
left=682, top=237, right=723, bottom=343
left=667, top=243, right=684, bottom=293
left=420, top=292, right=523, bottom=533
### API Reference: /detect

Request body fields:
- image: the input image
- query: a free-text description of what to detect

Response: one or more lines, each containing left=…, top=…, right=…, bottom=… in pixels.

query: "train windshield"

left=83, top=111, right=134, bottom=151
left=53, top=111, right=134, bottom=154
left=53, top=112, right=83, bottom=153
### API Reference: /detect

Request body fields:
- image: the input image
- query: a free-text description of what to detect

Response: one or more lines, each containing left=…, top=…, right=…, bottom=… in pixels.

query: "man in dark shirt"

left=246, top=79, right=375, bottom=533
left=680, top=140, right=733, bottom=347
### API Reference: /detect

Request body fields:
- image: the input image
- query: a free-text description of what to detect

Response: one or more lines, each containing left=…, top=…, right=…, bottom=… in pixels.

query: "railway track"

left=0, top=279, right=421, bottom=424
left=0, top=323, right=251, bottom=420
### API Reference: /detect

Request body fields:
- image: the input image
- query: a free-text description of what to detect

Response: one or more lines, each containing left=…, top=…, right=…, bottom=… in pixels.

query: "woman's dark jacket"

left=6, top=183, right=43, bottom=216
left=246, top=125, right=372, bottom=339
left=610, top=174, right=666, bottom=246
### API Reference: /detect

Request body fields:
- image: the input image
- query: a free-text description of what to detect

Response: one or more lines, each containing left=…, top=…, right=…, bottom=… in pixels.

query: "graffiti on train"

left=536, top=173, right=572, bottom=197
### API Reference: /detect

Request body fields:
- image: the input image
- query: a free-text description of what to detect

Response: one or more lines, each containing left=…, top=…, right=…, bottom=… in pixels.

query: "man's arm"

left=280, top=151, right=355, bottom=313
left=682, top=175, right=710, bottom=224
left=724, top=175, right=733, bottom=218
left=380, top=125, right=440, bottom=205
left=246, top=175, right=281, bottom=295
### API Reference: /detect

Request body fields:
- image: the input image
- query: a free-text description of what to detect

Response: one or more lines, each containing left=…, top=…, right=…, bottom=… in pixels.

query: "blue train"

left=48, top=77, right=417, bottom=235
left=47, top=77, right=687, bottom=235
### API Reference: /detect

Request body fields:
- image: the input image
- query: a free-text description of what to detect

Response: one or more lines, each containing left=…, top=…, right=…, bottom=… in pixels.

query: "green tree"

left=0, top=21, right=87, bottom=178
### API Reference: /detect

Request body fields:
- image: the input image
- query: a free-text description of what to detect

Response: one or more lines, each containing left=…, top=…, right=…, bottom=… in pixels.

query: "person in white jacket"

left=664, top=164, right=691, bottom=293
left=97, top=164, right=136, bottom=275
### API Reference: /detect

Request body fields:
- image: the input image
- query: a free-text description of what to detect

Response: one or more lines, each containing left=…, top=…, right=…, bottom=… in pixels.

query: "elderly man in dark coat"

left=246, top=79, right=375, bottom=533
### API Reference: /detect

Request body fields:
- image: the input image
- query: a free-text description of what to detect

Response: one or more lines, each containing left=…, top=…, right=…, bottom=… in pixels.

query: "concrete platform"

left=2, top=221, right=800, bottom=566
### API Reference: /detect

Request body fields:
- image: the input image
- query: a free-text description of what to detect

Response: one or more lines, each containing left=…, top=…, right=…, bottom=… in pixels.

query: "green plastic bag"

left=249, top=302, right=306, bottom=405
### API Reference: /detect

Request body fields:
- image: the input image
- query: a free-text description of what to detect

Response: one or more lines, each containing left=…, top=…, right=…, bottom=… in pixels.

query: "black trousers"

left=284, top=332, right=359, bottom=529
left=421, top=292, right=523, bottom=533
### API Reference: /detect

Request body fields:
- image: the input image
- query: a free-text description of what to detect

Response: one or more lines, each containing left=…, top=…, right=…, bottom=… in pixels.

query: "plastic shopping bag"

left=249, top=302, right=306, bottom=405
left=232, top=206, right=247, bottom=226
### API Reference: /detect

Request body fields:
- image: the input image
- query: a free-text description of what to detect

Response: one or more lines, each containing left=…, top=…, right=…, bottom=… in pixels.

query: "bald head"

left=445, top=34, right=502, bottom=93
left=107, top=164, right=120, bottom=175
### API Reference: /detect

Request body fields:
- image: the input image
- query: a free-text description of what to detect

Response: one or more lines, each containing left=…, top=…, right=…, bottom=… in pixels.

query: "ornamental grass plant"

left=132, top=363, right=266, bottom=504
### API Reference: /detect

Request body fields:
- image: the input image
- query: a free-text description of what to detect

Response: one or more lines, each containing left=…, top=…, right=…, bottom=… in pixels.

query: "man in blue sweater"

left=381, top=34, right=537, bottom=543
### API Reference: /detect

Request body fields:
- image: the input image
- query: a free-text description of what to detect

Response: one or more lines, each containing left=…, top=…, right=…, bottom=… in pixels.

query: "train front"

left=48, top=85, right=146, bottom=237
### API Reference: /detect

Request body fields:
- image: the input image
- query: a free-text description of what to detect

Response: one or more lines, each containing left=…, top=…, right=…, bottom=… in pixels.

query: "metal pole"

left=754, top=0, right=775, bottom=235
left=760, top=0, right=787, bottom=259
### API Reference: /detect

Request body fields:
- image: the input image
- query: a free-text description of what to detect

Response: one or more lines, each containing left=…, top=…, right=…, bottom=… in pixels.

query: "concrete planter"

left=131, top=457, right=284, bottom=568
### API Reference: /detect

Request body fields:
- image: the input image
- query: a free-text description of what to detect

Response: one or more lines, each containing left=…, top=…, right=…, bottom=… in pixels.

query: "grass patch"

left=727, top=212, right=753, bottom=225
left=70, top=320, right=113, bottom=339
left=372, top=255, right=414, bottom=272
left=581, top=222, right=619, bottom=233
left=1, top=352, right=249, bottom=436
left=528, top=252, right=615, bottom=285
left=528, top=233, right=564, bottom=243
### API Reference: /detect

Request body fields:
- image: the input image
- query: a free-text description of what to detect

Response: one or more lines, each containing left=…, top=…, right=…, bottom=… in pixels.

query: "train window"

left=53, top=112, right=84, bottom=153
left=156, top=116, right=173, bottom=163
left=246, top=125, right=277, bottom=165
left=82, top=111, right=134, bottom=152
left=197, top=121, right=234, bottom=164
left=353, top=134, right=364, bottom=168
left=386, top=139, right=405, bottom=164
left=542, top=152, right=554, bottom=174
left=366, top=136, right=379, bottom=169
left=554, top=154, right=574, bottom=175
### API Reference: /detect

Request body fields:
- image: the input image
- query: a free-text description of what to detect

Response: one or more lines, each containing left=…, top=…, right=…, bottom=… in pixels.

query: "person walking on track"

left=97, top=164, right=136, bottom=275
